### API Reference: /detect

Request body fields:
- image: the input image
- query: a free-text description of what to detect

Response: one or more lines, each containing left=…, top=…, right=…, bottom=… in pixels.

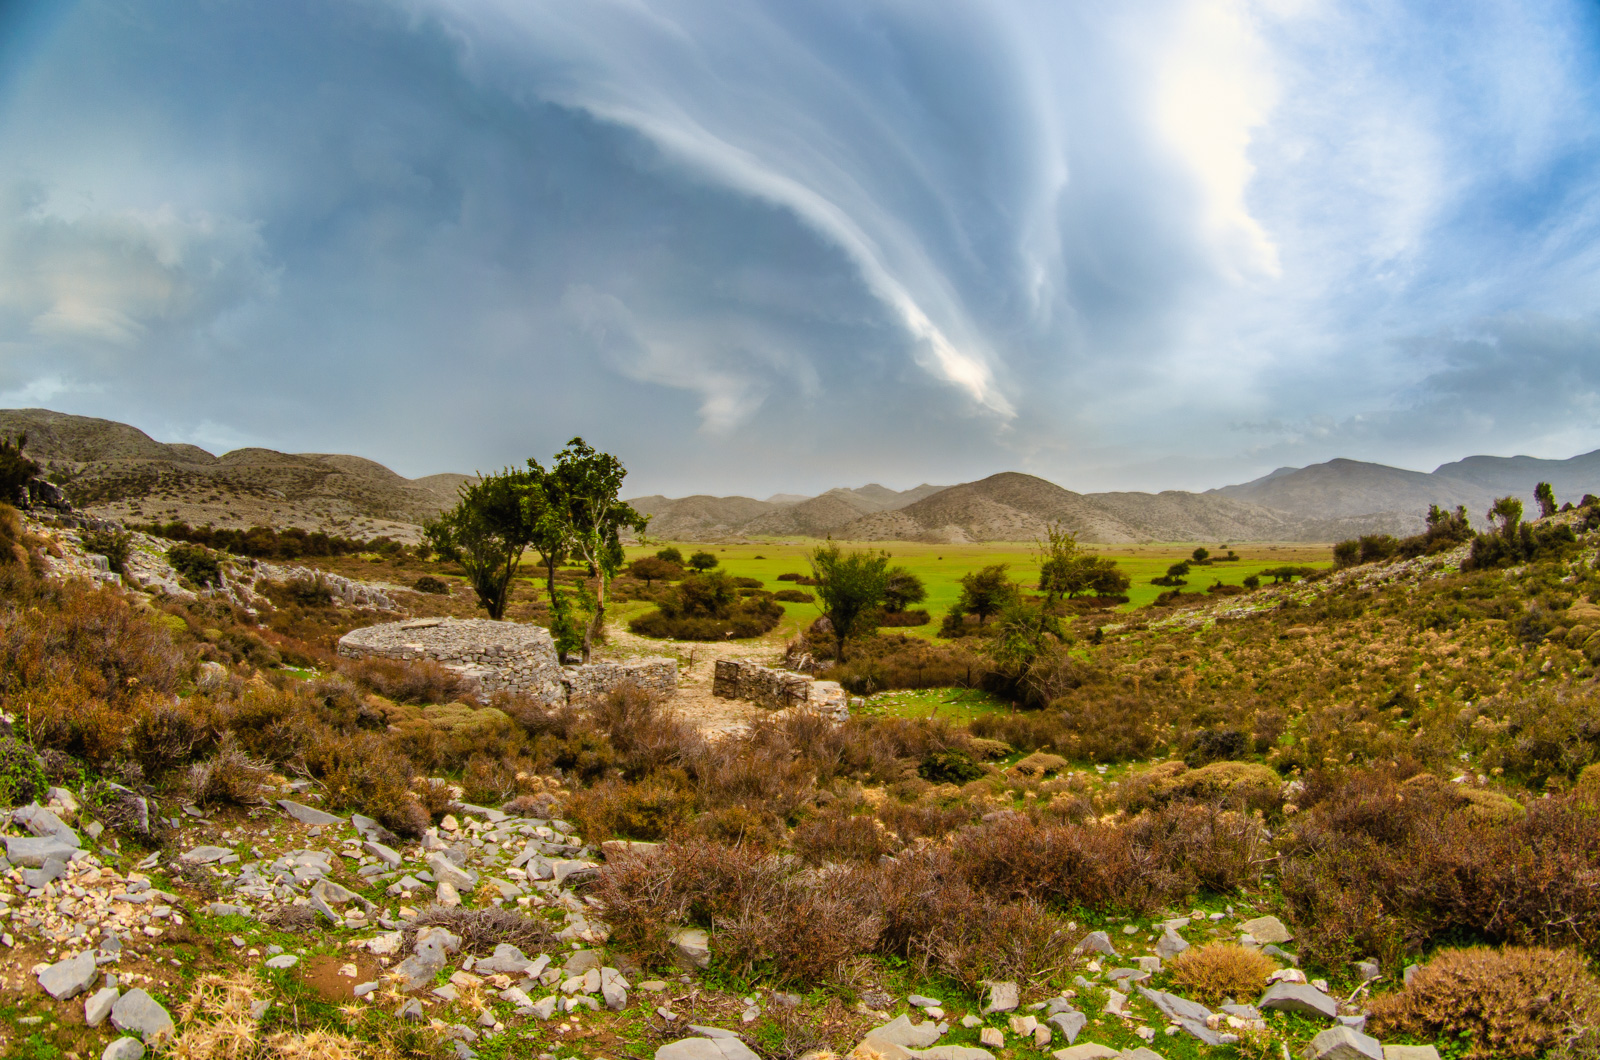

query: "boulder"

left=656, top=1038, right=761, bottom=1060
left=110, top=989, right=175, bottom=1040
left=476, top=944, right=534, bottom=975
left=1045, top=1011, right=1086, bottom=1045
left=86, top=986, right=120, bottom=1027
left=1154, top=928, right=1189, bottom=960
left=276, top=799, right=344, bottom=826
left=1238, top=915, right=1293, bottom=945
left=1136, top=988, right=1212, bottom=1025
left=427, top=852, right=479, bottom=890
left=1259, top=982, right=1338, bottom=1020
left=363, top=840, right=402, bottom=867
left=980, top=980, right=1019, bottom=1014
left=865, top=1014, right=943, bottom=1049
left=1072, top=931, right=1119, bottom=958
left=103, top=1040, right=145, bottom=1060
left=671, top=927, right=711, bottom=970
left=394, top=947, right=448, bottom=991
left=1303, top=1026, right=1382, bottom=1060
left=6, top=834, right=80, bottom=868
left=38, top=950, right=98, bottom=1000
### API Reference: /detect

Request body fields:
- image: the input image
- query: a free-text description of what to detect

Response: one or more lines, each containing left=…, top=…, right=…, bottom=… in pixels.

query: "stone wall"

left=337, top=617, right=565, bottom=703
left=712, top=659, right=848, bottom=720
left=563, top=658, right=679, bottom=702
left=337, top=618, right=679, bottom=706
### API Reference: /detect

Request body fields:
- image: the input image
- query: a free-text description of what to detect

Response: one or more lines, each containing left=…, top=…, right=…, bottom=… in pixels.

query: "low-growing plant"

left=1166, top=943, right=1277, bottom=1003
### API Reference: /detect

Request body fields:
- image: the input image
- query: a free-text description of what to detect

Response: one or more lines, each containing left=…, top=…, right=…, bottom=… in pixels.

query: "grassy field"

left=614, top=539, right=1335, bottom=640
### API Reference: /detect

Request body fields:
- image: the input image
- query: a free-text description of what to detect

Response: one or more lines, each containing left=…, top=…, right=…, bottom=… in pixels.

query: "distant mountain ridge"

left=10, top=408, right=1600, bottom=543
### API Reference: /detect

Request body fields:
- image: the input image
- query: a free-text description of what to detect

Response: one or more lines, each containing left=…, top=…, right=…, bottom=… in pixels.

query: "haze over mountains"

left=10, top=408, right=1600, bottom=543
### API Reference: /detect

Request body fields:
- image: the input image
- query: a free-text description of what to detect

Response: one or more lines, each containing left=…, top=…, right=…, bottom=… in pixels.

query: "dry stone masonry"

left=337, top=617, right=676, bottom=706
left=712, top=659, right=848, bottom=720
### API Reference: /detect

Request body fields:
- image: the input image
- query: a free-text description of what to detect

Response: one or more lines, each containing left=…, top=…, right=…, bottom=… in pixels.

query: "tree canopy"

left=809, top=543, right=890, bottom=662
left=423, top=468, right=539, bottom=620
left=547, top=437, right=649, bottom=661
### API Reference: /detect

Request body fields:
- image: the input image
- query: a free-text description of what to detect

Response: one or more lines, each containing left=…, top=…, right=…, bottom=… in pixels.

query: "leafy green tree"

left=1242, top=574, right=1261, bottom=589
left=687, top=550, right=719, bottom=572
left=655, top=546, right=684, bottom=565
left=547, top=437, right=649, bottom=662
left=629, top=556, right=682, bottom=587
left=1036, top=524, right=1081, bottom=603
left=1191, top=546, right=1210, bottom=564
left=424, top=468, right=538, bottom=620
left=1535, top=482, right=1557, bottom=519
left=809, top=543, right=890, bottom=662
left=882, top=566, right=927, bottom=613
left=521, top=458, right=571, bottom=605
left=1488, top=496, right=1524, bottom=542
left=990, top=597, right=1064, bottom=677
left=956, top=564, right=1017, bottom=624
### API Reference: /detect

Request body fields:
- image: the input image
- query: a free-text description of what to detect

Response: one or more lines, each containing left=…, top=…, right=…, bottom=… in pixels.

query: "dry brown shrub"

left=460, top=752, right=531, bottom=805
left=793, top=807, right=897, bottom=864
left=874, top=797, right=977, bottom=841
left=586, top=681, right=704, bottom=778
left=1166, top=943, right=1277, bottom=1003
left=564, top=776, right=695, bottom=842
left=127, top=694, right=217, bottom=776
left=337, top=654, right=472, bottom=705
left=1367, top=946, right=1600, bottom=1059
left=713, top=864, right=883, bottom=985
left=18, top=677, right=135, bottom=769
left=188, top=738, right=272, bottom=807
left=403, top=905, right=554, bottom=956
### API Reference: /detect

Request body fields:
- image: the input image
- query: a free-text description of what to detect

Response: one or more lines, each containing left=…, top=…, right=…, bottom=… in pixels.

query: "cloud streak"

left=0, top=0, right=1597, bottom=497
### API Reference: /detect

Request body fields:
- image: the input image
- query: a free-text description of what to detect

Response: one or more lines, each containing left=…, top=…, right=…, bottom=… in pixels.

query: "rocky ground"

left=3, top=773, right=1442, bottom=1060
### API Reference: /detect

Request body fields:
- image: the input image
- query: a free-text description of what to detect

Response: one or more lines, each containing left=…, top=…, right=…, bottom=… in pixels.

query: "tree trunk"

left=582, top=574, right=605, bottom=663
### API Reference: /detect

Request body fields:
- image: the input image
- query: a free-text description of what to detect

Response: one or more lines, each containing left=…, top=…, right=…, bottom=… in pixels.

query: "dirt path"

left=600, top=626, right=789, bottom=736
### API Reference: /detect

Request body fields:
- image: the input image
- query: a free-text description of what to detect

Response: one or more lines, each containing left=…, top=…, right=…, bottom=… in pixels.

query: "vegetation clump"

left=1367, top=946, right=1600, bottom=1059
left=1166, top=943, right=1277, bottom=1004
left=629, top=570, right=783, bottom=640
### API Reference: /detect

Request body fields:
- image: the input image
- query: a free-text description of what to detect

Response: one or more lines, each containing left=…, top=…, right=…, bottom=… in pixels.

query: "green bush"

left=413, top=575, right=452, bottom=595
left=773, top=589, right=814, bottom=603
left=79, top=528, right=131, bottom=576
left=0, top=737, right=46, bottom=807
left=167, top=543, right=222, bottom=588
left=919, top=749, right=985, bottom=783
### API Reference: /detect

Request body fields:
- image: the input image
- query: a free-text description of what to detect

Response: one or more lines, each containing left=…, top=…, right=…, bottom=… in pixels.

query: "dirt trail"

left=600, top=627, right=789, bottom=736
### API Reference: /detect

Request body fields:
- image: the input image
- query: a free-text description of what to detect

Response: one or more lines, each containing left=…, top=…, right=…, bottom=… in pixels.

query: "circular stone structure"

left=337, top=617, right=564, bottom=702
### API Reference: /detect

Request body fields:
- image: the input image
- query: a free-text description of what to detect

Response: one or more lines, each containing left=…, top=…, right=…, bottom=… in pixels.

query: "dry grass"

left=1166, top=943, right=1277, bottom=1003
left=172, top=973, right=373, bottom=1060
left=1367, top=947, right=1600, bottom=1059
left=402, top=905, right=554, bottom=956
left=187, top=738, right=273, bottom=807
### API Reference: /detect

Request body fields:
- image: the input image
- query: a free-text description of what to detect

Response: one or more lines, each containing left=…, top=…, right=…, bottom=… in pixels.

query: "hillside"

left=2, top=408, right=462, bottom=540
left=1215, top=451, right=1600, bottom=532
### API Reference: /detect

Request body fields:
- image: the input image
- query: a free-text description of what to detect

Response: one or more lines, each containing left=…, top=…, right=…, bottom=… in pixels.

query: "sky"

left=2, top=0, right=1600, bottom=499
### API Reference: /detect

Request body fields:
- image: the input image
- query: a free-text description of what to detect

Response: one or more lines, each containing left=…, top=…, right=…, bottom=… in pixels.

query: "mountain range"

left=8, top=408, right=1600, bottom=543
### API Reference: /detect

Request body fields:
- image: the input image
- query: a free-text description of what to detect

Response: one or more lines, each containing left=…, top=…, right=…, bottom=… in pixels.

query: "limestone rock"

left=656, top=1038, right=761, bottom=1060
left=276, top=799, right=344, bottom=827
left=6, top=834, right=80, bottom=867
left=1303, top=1026, right=1382, bottom=1060
left=1154, top=927, right=1190, bottom=960
left=39, top=950, right=98, bottom=1000
left=103, top=1040, right=145, bottom=1060
left=671, top=927, right=711, bottom=970
left=1045, top=1011, right=1086, bottom=1045
left=1051, top=1047, right=1119, bottom=1060
left=427, top=852, right=479, bottom=890
left=866, top=1014, right=943, bottom=1049
left=1259, top=982, right=1338, bottom=1020
left=1381, top=1048, right=1441, bottom=1060
left=980, top=980, right=1019, bottom=1014
left=1239, top=915, right=1292, bottom=945
left=110, top=989, right=175, bottom=1040
left=86, top=987, right=120, bottom=1028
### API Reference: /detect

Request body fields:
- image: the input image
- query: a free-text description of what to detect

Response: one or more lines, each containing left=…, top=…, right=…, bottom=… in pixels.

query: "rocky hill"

left=1214, top=451, right=1600, bottom=533
left=2, top=408, right=464, bottom=540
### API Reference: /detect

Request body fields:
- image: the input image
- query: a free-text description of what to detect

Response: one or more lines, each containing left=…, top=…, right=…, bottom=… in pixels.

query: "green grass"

left=856, top=686, right=1011, bottom=724
left=613, top=540, right=1334, bottom=641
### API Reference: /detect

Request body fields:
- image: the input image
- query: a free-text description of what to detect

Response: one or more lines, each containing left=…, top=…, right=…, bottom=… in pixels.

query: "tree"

left=424, top=468, right=538, bottom=620
left=1535, top=482, right=1557, bottom=519
left=547, top=438, right=649, bottom=662
left=956, top=564, right=1017, bottom=624
left=1488, top=496, right=1524, bottom=543
left=522, top=458, right=570, bottom=606
left=655, top=546, right=684, bottom=565
left=1035, top=524, right=1081, bottom=603
left=1191, top=546, right=1210, bottom=564
left=882, top=567, right=927, bottom=613
left=687, top=550, right=719, bottom=572
left=629, top=556, right=682, bottom=587
left=809, top=543, right=890, bottom=662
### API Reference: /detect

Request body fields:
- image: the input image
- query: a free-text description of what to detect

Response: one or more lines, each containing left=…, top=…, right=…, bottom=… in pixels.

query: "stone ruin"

left=712, top=659, right=849, bottom=721
left=336, top=617, right=675, bottom=706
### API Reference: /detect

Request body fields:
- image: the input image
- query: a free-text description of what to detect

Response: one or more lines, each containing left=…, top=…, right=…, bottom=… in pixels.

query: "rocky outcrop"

left=712, top=659, right=847, bottom=720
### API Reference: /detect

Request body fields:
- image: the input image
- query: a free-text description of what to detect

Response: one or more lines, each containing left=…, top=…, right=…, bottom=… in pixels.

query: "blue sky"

left=2, top=0, right=1599, bottom=497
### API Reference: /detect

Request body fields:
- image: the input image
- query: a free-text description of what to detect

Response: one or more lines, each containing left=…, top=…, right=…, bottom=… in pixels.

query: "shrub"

left=168, top=543, right=222, bottom=588
left=655, top=547, right=684, bottom=565
left=688, top=550, right=718, bottom=571
left=1367, top=947, right=1600, bottom=1059
left=186, top=739, right=272, bottom=807
left=918, top=749, right=985, bottom=783
left=776, top=572, right=817, bottom=584
left=793, top=808, right=896, bottom=864
left=878, top=609, right=931, bottom=627
left=0, top=737, right=46, bottom=807
left=79, top=528, right=131, bottom=576
left=405, top=906, right=555, bottom=956
left=565, top=777, right=695, bottom=842
left=413, top=574, right=452, bottom=594
left=1166, top=943, right=1277, bottom=1003
left=338, top=655, right=473, bottom=705
left=773, top=589, right=815, bottom=603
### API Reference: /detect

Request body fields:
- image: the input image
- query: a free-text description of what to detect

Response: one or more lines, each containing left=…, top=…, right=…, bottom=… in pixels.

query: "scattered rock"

left=1045, top=1011, right=1086, bottom=1045
left=1303, top=1026, right=1382, bottom=1060
left=6, top=834, right=81, bottom=868
left=980, top=981, right=1019, bottom=1014
left=1051, top=1047, right=1119, bottom=1060
left=181, top=845, right=232, bottom=864
left=110, top=989, right=175, bottom=1040
left=656, top=1038, right=761, bottom=1060
left=85, top=986, right=120, bottom=1028
left=102, top=1040, right=145, bottom=1060
left=978, top=1028, right=1004, bottom=1049
left=866, top=1014, right=944, bottom=1049
left=1381, top=1048, right=1441, bottom=1060
left=671, top=927, right=711, bottom=970
left=38, top=950, right=98, bottom=1000
left=1238, top=915, right=1292, bottom=945
left=1259, top=982, right=1338, bottom=1021
left=1073, top=932, right=1119, bottom=959
left=265, top=954, right=298, bottom=970
left=1154, top=927, right=1190, bottom=960
left=276, top=799, right=344, bottom=827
